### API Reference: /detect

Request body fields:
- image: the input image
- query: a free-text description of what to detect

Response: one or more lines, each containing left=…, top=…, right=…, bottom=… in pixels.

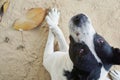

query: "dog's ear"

left=112, top=47, right=120, bottom=65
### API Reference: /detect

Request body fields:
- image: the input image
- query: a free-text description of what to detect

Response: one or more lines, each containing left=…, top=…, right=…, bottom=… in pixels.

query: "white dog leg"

left=43, top=29, right=54, bottom=60
left=53, top=27, right=68, bottom=52
left=46, top=8, right=68, bottom=52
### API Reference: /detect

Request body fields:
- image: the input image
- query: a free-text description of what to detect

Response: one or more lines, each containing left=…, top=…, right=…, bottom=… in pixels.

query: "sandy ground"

left=0, top=0, right=120, bottom=80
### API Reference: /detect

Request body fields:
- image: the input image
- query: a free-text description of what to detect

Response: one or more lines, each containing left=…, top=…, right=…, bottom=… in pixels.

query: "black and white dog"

left=43, top=8, right=120, bottom=80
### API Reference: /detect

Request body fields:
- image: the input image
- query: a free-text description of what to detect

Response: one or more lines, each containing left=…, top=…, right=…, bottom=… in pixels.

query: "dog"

left=43, top=8, right=120, bottom=80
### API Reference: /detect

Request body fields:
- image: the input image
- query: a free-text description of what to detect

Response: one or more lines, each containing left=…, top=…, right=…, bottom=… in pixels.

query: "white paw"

left=109, top=70, right=120, bottom=80
left=46, top=8, right=60, bottom=28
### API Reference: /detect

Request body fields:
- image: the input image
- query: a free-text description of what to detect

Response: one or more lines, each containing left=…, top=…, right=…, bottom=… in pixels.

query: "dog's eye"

left=79, top=49, right=84, bottom=53
left=97, top=38, right=104, bottom=44
left=78, top=49, right=84, bottom=57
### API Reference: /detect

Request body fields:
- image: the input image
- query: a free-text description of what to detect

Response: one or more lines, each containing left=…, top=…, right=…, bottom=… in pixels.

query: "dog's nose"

left=72, top=14, right=88, bottom=27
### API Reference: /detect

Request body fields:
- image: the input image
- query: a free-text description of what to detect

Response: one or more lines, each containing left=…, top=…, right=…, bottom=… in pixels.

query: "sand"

left=0, top=0, right=120, bottom=80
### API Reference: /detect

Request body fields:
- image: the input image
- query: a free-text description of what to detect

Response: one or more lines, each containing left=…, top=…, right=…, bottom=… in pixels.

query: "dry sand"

left=0, top=0, right=120, bottom=80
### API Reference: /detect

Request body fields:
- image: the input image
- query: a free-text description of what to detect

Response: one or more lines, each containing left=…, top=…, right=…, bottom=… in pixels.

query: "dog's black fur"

left=94, top=33, right=120, bottom=70
left=112, top=47, right=120, bottom=64
left=64, top=35, right=120, bottom=80
left=94, top=33, right=113, bottom=71
left=64, top=36, right=102, bottom=80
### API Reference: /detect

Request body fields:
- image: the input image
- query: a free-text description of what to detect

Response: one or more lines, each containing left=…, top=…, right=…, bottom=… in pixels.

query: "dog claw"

left=109, top=70, right=120, bottom=80
left=46, top=8, right=60, bottom=27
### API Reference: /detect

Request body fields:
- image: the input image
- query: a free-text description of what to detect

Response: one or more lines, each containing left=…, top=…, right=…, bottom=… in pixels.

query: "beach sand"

left=0, top=0, right=120, bottom=80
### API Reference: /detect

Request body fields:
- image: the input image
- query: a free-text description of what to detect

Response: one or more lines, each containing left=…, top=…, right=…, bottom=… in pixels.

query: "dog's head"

left=69, top=13, right=95, bottom=42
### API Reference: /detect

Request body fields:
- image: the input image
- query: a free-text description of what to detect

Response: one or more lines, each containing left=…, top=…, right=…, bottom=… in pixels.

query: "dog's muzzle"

left=72, top=14, right=88, bottom=27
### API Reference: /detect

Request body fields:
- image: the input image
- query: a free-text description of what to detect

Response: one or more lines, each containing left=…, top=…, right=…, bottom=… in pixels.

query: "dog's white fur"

left=43, top=8, right=119, bottom=80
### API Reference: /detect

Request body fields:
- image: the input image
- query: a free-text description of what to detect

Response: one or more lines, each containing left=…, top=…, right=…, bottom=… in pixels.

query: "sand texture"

left=0, top=0, right=120, bottom=80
